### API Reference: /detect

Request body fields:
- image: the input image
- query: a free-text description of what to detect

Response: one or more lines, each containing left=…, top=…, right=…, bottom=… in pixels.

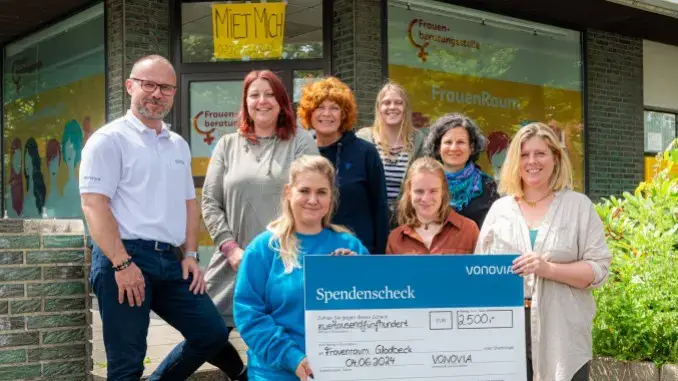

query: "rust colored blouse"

left=385, top=210, right=479, bottom=255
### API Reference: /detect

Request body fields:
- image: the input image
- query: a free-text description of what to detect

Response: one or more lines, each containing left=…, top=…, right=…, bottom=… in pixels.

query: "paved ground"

left=91, top=302, right=247, bottom=380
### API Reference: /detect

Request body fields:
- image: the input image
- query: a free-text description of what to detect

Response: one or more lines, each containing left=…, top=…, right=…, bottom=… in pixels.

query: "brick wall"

left=106, top=0, right=170, bottom=121
left=0, top=219, right=89, bottom=381
left=332, top=0, right=383, bottom=128
left=585, top=30, right=645, bottom=200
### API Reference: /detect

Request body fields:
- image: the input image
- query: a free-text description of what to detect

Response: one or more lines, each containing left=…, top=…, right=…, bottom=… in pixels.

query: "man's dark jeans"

left=91, top=240, right=229, bottom=381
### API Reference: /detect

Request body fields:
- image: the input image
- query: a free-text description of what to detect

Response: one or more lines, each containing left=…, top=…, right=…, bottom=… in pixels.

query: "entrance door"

left=180, top=72, right=247, bottom=270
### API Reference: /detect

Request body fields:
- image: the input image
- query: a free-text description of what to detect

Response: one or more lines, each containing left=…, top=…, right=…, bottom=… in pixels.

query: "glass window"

left=293, top=69, right=324, bottom=103
left=3, top=3, right=105, bottom=219
left=387, top=0, right=584, bottom=190
left=188, top=80, right=243, bottom=177
left=293, top=70, right=324, bottom=128
left=644, top=110, right=676, bottom=153
left=182, top=1, right=323, bottom=63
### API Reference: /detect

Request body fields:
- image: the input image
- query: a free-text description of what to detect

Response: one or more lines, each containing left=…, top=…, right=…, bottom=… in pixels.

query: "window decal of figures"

left=6, top=116, right=96, bottom=218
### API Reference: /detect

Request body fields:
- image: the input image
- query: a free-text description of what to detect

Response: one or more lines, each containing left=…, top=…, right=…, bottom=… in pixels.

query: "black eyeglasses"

left=130, top=78, right=177, bottom=96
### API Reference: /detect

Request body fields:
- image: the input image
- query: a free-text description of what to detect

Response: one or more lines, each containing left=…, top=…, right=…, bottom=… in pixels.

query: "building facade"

left=2, top=0, right=678, bottom=256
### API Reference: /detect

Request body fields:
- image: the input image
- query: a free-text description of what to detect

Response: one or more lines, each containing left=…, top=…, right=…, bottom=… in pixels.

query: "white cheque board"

left=304, top=255, right=526, bottom=381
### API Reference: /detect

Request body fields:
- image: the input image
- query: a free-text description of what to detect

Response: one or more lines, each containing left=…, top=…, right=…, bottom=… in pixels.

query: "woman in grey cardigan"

left=475, top=123, right=611, bottom=381
left=201, top=70, right=318, bottom=380
left=356, top=81, right=426, bottom=226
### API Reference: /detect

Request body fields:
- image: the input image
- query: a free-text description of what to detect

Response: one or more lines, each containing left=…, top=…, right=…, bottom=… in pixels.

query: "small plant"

left=592, top=139, right=678, bottom=366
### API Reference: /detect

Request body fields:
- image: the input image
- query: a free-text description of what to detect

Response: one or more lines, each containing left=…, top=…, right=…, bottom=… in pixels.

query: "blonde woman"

left=233, top=155, right=369, bottom=381
left=357, top=82, right=427, bottom=216
left=386, top=157, right=479, bottom=254
left=475, top=123, right=611, bottom=381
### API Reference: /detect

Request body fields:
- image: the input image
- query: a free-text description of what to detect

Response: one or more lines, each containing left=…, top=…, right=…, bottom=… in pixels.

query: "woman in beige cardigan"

left=475, top=122, right=611, bottom=381
left=356, top=81, right=426, bottom=226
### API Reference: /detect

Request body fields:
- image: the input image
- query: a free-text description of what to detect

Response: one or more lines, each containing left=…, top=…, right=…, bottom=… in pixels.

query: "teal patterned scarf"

left=445, top=162, right=485, bottom=211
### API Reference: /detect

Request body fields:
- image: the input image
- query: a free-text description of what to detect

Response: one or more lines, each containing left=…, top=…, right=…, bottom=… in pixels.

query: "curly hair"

left=297, top=77, right=357, bottom=132
left=423, top=113, right=487, bottom=165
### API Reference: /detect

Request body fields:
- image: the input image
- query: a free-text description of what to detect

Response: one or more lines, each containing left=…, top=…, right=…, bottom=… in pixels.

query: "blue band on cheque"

left=304, top=255, right=524, bottom=311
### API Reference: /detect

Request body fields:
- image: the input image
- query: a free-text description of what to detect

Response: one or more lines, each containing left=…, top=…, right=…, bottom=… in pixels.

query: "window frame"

left=643, top=107, right=678, bottom=156
left=169, top=0, right=333, bottom=135
left=0, top=1, right=107, bottom=217
left=381, top=0, right=588, bottom=193
left=171, top=0, right=332, bottom=72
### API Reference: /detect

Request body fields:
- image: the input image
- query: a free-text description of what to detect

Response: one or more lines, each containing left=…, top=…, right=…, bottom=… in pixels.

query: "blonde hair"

left=267, top=155, right=350, bottom=273
left=498, top=122, right=574, bottom=198
left=397, top=157, right=452, bottom=227
left=371, top=81, right=415, bottom=152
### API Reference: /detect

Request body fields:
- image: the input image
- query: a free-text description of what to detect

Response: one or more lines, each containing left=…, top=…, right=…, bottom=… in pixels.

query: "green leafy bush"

left=592, top=139, right=678, bottom=365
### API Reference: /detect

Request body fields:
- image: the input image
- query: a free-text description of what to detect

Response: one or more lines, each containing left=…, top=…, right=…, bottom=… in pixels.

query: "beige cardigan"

left=475, top=190, right=612, bottom=381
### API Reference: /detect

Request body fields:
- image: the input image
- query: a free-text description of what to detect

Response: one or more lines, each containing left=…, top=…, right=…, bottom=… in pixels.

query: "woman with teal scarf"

left=424, top=113, right=499, bottom=228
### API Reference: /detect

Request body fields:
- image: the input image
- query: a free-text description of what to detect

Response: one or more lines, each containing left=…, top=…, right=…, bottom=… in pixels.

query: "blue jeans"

left=91, top=239, right=229, bottom=381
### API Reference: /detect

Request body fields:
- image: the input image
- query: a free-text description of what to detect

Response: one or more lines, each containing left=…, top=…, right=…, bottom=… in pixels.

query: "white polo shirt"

left=79, top=110, right=196, bottom=246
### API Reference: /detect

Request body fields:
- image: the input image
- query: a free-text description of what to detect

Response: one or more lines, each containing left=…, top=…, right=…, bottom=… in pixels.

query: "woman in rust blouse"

left=386, top=157, right=479, bottom=255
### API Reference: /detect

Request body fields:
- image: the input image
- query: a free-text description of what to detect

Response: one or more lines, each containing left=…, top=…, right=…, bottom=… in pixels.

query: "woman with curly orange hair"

left=297, top=77, right=388, bottom=254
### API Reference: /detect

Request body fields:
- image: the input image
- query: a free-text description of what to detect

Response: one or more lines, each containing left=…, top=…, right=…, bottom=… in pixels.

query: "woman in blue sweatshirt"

left=297, top=77, right=389, bottom=254
left=233, top=155, right=369, bottom=381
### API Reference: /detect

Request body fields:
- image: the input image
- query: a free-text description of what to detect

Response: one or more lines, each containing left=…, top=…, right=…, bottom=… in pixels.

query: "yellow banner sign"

left=212, top=2, right=286, bottom=60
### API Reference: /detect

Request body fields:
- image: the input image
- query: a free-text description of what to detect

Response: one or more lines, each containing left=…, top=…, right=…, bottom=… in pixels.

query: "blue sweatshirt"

left=233, top=228, right=369, bottom=381
left=318, top=131, right=389, bottom=254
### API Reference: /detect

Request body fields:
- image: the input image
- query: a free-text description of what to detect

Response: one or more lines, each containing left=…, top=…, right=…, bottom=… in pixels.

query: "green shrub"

left=592, top=139, right=678, bottom=365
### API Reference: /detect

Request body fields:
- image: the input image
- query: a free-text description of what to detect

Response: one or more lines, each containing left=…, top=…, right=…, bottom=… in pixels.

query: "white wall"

left=644, top=40, right=678, bottom=111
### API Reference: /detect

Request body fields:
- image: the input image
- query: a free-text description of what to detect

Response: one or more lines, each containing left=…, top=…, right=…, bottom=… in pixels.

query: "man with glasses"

left=80, top=55, right=233, bottom=380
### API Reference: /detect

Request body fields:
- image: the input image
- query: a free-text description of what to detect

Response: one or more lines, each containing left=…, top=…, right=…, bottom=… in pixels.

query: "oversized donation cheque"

left=304, top=255, right=526, bottom=381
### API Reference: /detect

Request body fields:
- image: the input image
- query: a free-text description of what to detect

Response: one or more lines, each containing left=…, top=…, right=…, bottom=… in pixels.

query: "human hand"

left=330, top=248, right=357, bottom=256
left=182, top=257, right=206, bottom=294
left=227, top=247, right=244, bottom=271
left=115, top=262, right=145, bottom=306
left=295, top=357, right=314, bottom=381
left=512, top=252, right=550, bottom=277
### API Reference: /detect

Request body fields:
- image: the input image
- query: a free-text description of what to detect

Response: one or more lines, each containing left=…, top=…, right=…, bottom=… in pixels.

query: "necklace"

left=420, top=220, right=439, bottom=230
left=376, top=134, right=405, bottom=165
left=246, top=137, right=277, bottom=163
left=521, top=191, right=553, bottom=207
left=380, top=145, right=404, bottom=165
